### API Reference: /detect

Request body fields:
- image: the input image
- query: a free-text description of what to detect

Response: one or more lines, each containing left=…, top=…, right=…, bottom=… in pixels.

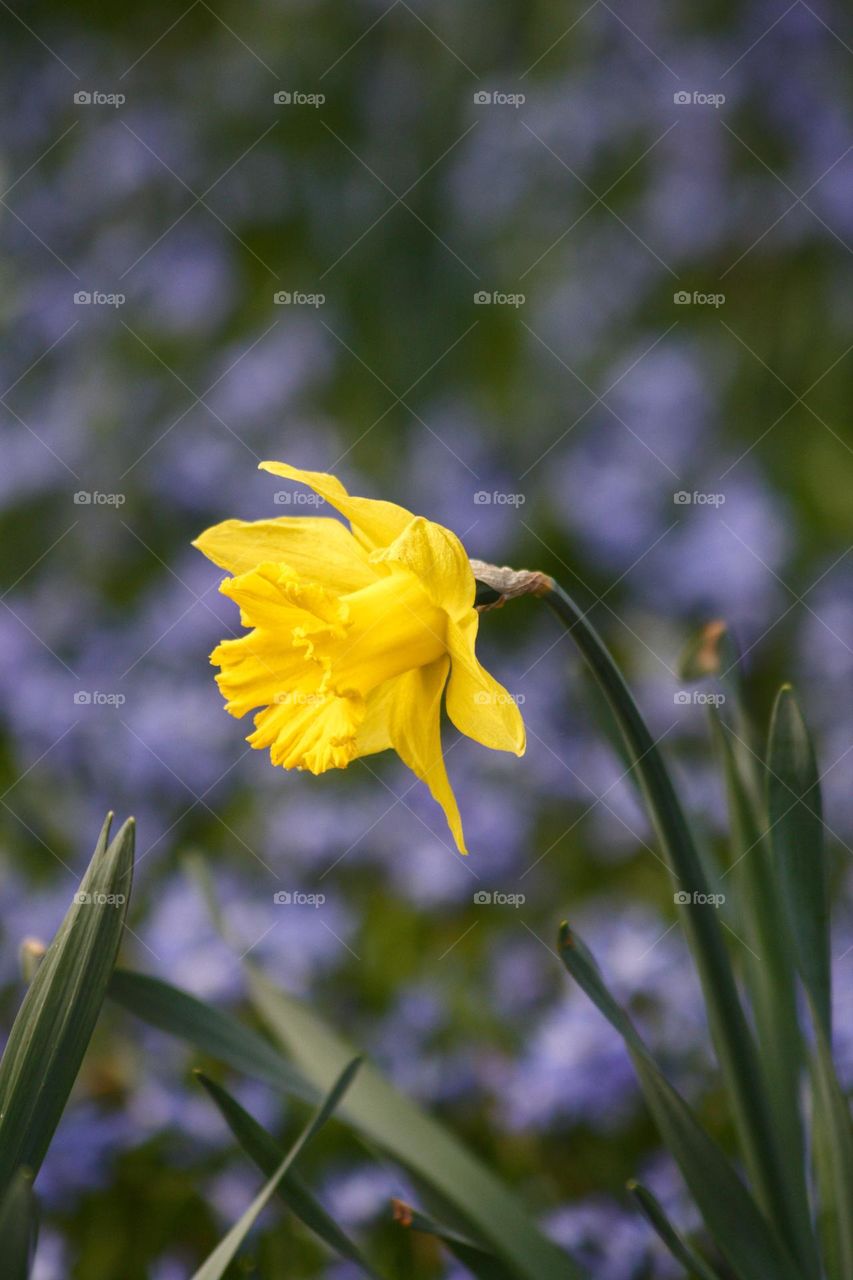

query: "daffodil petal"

left=371, top=516, right=475, bottom=621
left=446, top=612, right=526, bottom=756
left=211, top=630, right=316, bottom=719
left=352, top=680, right=396, bottom=758
left=388, top=656, right=467, bottom=853
left=249, top=688, right=366, bottom=774
left=258, top=462, right=413, bottom=550
left=193, top=516, right=377, bottom=592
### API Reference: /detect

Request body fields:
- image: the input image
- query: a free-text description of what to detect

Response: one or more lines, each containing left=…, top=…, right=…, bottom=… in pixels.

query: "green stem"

left=537, top=580, right=811, bottom=1274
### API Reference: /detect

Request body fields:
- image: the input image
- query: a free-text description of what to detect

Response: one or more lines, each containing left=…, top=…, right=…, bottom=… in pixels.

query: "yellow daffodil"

left=193, top=463, right=525, bottom=852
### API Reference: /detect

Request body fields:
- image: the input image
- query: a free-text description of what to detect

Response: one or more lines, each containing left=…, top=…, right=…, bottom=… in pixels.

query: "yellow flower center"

left=332, top=569, right=447, bottom=695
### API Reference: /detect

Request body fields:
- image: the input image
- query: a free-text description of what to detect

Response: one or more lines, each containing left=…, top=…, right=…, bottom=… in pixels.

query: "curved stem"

left=530, top=579, right=813, bottom=1274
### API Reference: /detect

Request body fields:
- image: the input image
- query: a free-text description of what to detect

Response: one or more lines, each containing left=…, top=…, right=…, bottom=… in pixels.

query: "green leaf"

left=246, top=965, right=582, bottom=1280
left=392, top=1200, right=519, bottom=1280
left=196, top=1071, right=384, bottom=1279
left=557, top=923, right=805, bottom=1280
left=540, top=586, right=797, bottom=1245
left=109, top=969, right=315, bottom=1102
left=0, top=1168, right=36, bottom=1279
left=711, top=717, right=815, bottom=1276
left=768, top=685, right=831, bottom=1036
left=190, top=1058, right=361, bottom=1280
left=627, top=1181, right=722, bottom=1280
left=0, top=814, right=134, bottom=1197
left=809, top=1002, right=853, bottom=1280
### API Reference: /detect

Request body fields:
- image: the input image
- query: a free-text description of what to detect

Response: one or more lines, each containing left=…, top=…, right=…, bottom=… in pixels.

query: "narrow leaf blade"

left=196, top=1071, right=383, bottom=1279
left=768, top=685, right=831, bottom=1035
left=557, top=924, right=805, bottom=1280
left=190, top=1058, right=361, bottom=1280
left=0, top=815, right=134, bottom=1195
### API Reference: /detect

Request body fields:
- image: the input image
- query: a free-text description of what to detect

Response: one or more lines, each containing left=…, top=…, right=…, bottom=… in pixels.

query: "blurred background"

left=1, top=0, right=852, bottom=1275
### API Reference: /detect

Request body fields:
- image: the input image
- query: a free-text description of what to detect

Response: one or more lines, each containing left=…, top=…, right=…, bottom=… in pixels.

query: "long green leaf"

left=196, top=1071, right=383, bottom=1279
left=809, top=1001, right=853, bottom=1280
left=539, top=584, right=792, bottom=1239
left=768, top=685, right=831, bottom=1036
left=0, top=814, right=134, bottom=1196
left=0, top=1169, right=36, bottom=1279
left=557, top=923, right=805, bottom=1280
left=711, top=717, right=815, bottom=1276
left=246, top=964, right=582, bottom=1280
left=627, top=1181, right=722, bottom=1280
left=392, top=1200, right=519, bottom=1280
left=109, top=969, right=315, bottom=1102
left=191, top=1058, right=361, bottom=1280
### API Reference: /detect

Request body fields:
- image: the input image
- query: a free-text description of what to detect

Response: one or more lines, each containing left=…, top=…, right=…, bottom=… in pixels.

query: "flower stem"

left=485, top=569, right=814, bottom=1275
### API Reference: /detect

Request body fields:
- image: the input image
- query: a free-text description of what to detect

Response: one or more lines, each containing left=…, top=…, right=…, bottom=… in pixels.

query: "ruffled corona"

left=194, top=463, right=525, bottom=852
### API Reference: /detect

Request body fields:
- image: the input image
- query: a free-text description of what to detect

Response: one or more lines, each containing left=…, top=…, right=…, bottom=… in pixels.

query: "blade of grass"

left=0, top=814, right=134, bottom=1196
left=190, top=1059, right=361, bottom=1280
left=195, top=1071, right=384, bottom=1279
left=768, top=686, right=831, bottom=1036
left=0, top=1169, right=36, bottom=1279
left=537, top=583, right=799, bottom=1250
left=557, top=922, right=805, bottom=1280
left=625, top=1177, right=717, bottom=1280
left=392, top=1200, right=519, bottom=1280
left=711, top=718, right=815, bottom=1276
left=808, top=999, right=853, bottom=1280
left=627, top=1181, right=722, bottom=1280
left=109, top=969, right=315, bottom=1102
left=246, top=964, right=582, bottom=1280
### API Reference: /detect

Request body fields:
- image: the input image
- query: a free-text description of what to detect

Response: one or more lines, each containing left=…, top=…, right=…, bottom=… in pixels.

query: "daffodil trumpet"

left=194, top=464, right=526, bottom=853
